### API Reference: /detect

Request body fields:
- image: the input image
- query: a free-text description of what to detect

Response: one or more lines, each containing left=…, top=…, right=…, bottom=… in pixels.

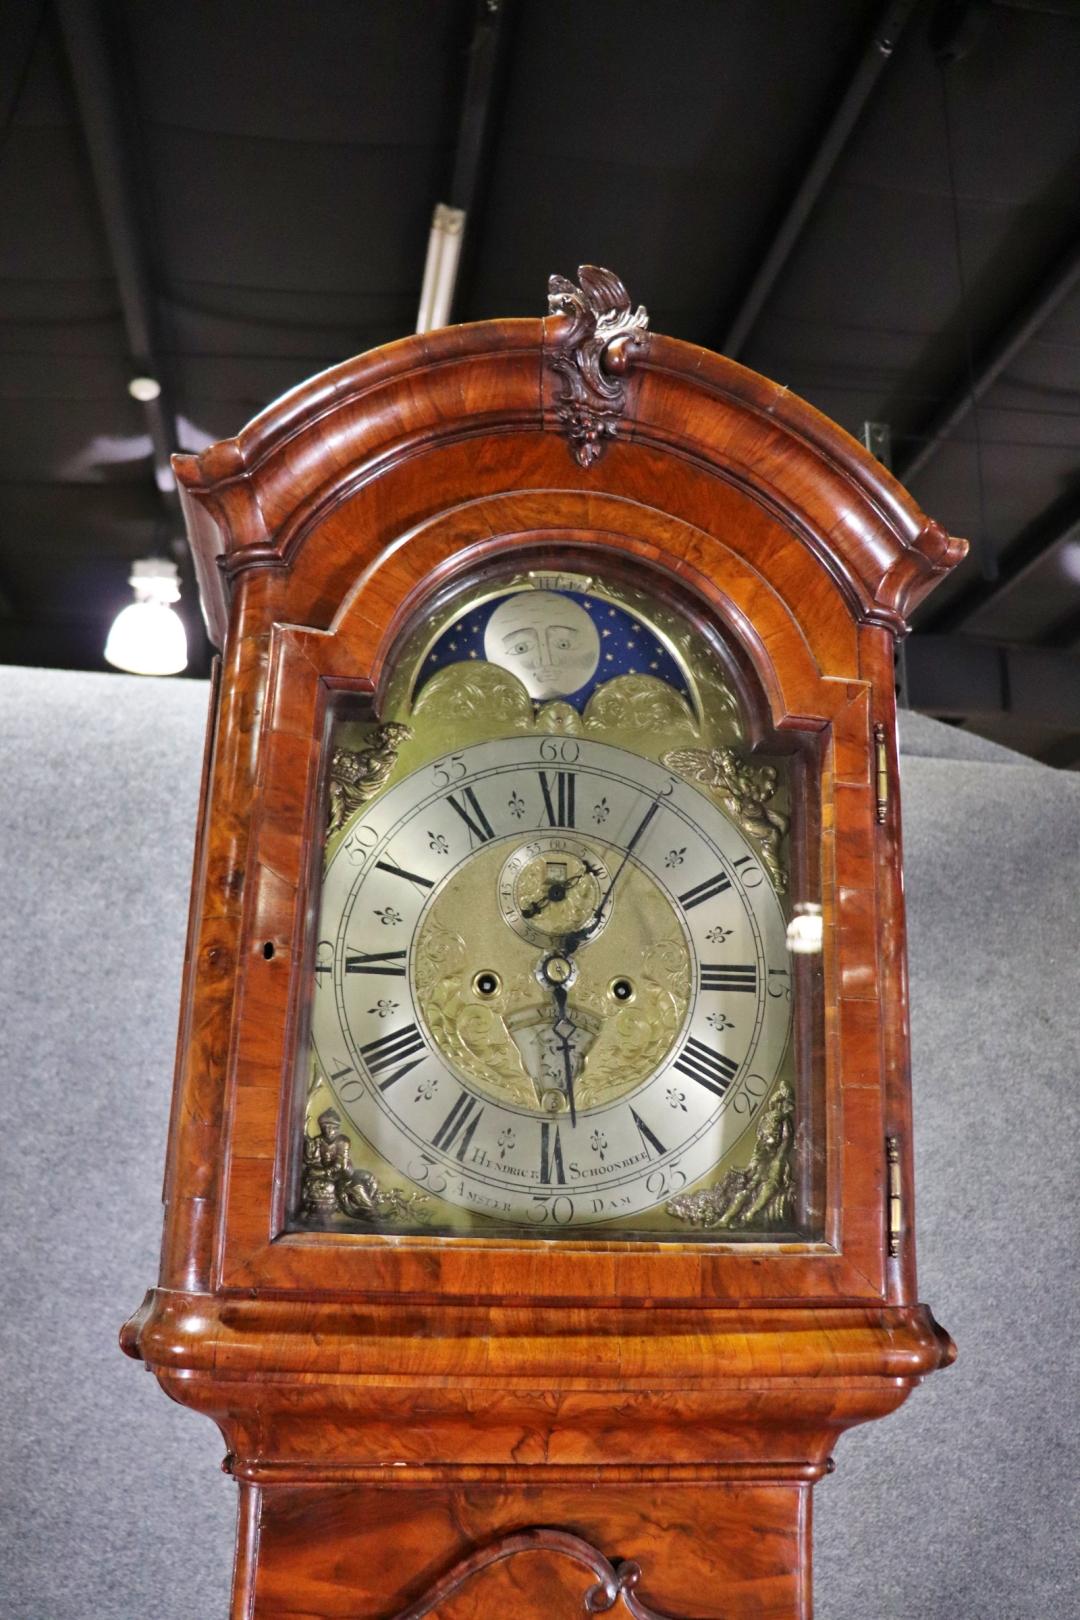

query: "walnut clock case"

left=123, top=268, right=961, bottom=1620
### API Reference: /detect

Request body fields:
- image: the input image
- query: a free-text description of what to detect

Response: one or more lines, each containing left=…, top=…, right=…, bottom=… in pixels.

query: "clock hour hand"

left=549, top=978, right=578, bottom=1128
left=520, top=859, right=602, bottom=921
left=536, top=951, right=580, bottom=1127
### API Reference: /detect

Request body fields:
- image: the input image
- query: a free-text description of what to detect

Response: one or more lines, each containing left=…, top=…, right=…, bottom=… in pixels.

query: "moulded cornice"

left=173, top=315, right=965, bottom=647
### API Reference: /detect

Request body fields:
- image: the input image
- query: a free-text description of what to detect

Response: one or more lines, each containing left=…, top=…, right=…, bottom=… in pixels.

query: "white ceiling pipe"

left=416, top=203, right=466, bottom=334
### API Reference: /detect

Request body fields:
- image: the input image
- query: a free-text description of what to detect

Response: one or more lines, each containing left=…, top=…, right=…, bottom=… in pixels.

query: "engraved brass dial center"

left=410, top=834, right=694, bottom=1114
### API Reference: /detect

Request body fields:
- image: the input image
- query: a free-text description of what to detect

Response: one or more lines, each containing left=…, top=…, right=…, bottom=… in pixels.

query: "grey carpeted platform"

left=1, top=665, right=1076, bottom=1619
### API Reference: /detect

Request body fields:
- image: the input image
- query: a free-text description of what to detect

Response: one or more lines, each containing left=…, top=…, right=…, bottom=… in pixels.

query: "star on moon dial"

left=309, top=737, right=793, bottom=1229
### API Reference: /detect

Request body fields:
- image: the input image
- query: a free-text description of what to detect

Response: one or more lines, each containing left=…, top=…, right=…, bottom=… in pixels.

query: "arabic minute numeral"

left=431, top=753, right=467, bottom=787
left=645, top=1161, right=686, bottom=1197
left=732, top=854, right=764, bottom=888
left=732, top=1072, right=771, bottom=1117
left=528, top=1194, right=574, bottom=1224
left=408, top=1152, right=447, bottom=1194
left=539, top=738, right=580, bottom=763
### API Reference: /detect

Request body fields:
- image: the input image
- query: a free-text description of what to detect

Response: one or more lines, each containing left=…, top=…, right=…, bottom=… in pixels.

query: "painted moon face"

left=483, top=591, right=600, bottom=700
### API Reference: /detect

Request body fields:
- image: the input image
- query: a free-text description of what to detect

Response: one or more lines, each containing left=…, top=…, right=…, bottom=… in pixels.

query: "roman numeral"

left=374, top=858, right=434, bottom=895
left=446, top=786, right=495, bottom=846
left=539, top=770, right=576, bottom=828
left=345, top=950, right=407, bottom=977
left=630, top=1108, right=666, bottom=1159
left=539, top=1121, right=566, bottom=1185
left=432, top=1090, right=484, bottom=1160
left=359, top=1023, right=426, bottom=1093
left=700, top=963, right=757, bottom=993
left=673, top=1037, right=739, bottom=1098
left=678, top=871, right=731, bottom=910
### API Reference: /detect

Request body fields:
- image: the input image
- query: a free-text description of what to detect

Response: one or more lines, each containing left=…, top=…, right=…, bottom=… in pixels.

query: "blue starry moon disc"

left=414, top=589, right=689, bottom=712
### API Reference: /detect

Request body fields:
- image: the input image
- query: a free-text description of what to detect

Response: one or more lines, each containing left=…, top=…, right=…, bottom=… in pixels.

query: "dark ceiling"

left=3, top=0, right=1080, bottom=762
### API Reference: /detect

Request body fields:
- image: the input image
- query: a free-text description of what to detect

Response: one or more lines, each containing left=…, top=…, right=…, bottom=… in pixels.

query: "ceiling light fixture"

left=128, top=375, right=162, bottom=402
left=416, top=203, right=466, bottom=333
left=104, top=557, right=188, bottom=676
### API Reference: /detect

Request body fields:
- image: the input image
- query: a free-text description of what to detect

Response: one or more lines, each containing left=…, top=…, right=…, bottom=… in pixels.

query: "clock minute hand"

left=562, top=799, right=661, bottom=955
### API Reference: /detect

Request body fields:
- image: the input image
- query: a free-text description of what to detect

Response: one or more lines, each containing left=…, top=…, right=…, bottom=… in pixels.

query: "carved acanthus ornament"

left=661, top=745, right=789, bottom=892
left=666, top=1078, right=795, bottom=1230
left=547, top=265, right=650, bottom=467
left=301, top=1107, right=428, bottom=1224
left=327, top=722, right=412, bottom=834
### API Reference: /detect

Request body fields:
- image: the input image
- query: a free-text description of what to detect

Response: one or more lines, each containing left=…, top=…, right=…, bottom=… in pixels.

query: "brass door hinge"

left=886, top=1135, right=902, bottom=1257
left=873, top=723, right=889, bottom=824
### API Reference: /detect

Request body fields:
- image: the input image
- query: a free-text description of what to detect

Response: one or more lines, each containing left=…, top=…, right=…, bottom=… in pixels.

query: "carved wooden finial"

left=546, top=265, right=649, bottom=467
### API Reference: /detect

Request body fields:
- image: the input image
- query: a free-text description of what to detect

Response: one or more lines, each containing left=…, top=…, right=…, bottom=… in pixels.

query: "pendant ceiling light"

left=104, top=557, right=188, bottom=676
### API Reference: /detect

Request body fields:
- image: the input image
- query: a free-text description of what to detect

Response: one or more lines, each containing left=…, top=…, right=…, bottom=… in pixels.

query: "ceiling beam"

left=721, top=0, right=919, bottom=358
left=920, top=483, right=1080, bottom=632
left=54, top=0, right=179, bottom=501
left=896, top=233, right=1080, bottom=485
left=0, top=3, right=47, bottom=620
left=0, top=1, right=44, bottom=139
left=905, top=632, right=1080, bottom=729
left=1041, top=598, right=1080, bottom=649
left=449, top=0, right=515, bottom=220
left=1038, top=735, right=1080, bottom=769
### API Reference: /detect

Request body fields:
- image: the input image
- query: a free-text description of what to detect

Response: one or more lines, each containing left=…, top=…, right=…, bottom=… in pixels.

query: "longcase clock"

left=123, top=267, right=961, bottom=1620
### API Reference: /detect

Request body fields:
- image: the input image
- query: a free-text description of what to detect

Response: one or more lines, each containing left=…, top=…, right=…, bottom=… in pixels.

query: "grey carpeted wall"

left=1, top=667, right=1076, bottom=1620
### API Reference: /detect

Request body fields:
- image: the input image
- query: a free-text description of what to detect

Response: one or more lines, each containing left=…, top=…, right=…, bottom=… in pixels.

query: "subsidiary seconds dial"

left=309, top=737, right=792, bottom=1228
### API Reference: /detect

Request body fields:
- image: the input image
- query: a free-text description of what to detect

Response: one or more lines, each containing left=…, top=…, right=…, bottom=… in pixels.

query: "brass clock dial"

left=300, top=570, right=807, bottom=1238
